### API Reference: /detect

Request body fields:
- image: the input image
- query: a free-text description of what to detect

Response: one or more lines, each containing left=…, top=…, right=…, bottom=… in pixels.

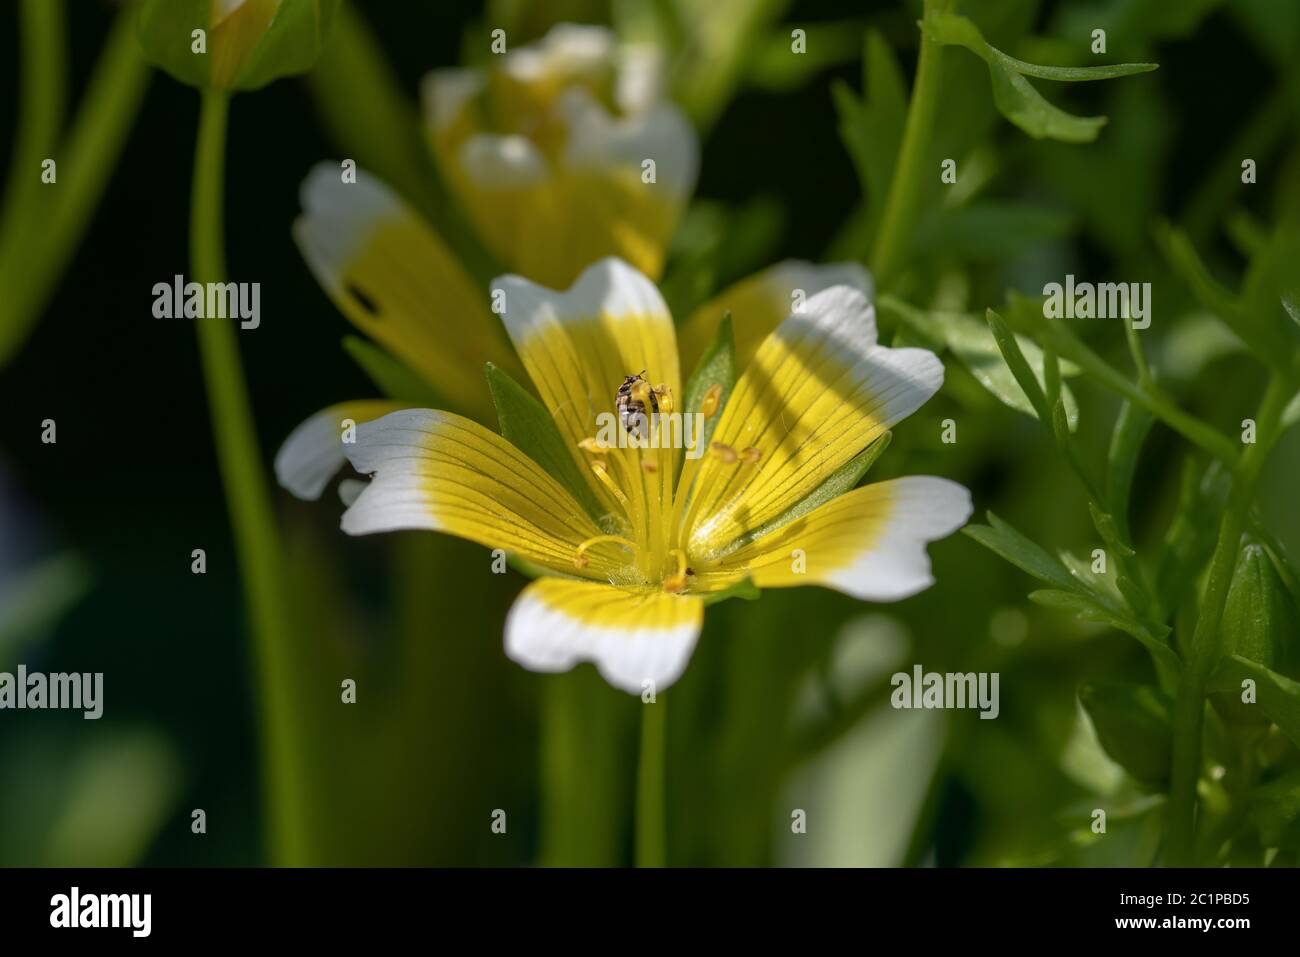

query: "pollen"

left=709, top=441, right=738, bottom=463
left=741, top=446, right=763, bottom=465
left=699, top=383, right=722, bottom=419
left=653, top=383, right=674, bottom=414
left=662, top=548, right=690, bottom=593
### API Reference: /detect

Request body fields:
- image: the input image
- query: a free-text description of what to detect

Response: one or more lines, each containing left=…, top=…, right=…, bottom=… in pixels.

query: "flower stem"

left=0, top=5, right=149, bottom=368
left=191, top=88, right=308, bottom=865
left=870, top=0, right=951, bottom=285
left=635, top=696, right=668, bottom=867
left=1164, top=374, right=1289, bottom=865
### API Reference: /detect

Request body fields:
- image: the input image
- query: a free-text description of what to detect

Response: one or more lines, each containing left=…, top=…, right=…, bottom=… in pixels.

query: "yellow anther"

left=699, top=383, right=722, bottom=419
left=741, top=446, right=763, bottom=465
left=578, top=437, right=606, bottom=454
left=709, top=441, right=738, bottom=464
left=653, top=383, right=674, bottom=414
left=641, top=460, right=658, bottom=474
left=590, top=460, right=630, bottom=508
left=573, top=535, right=637, bottom=569
left=662, top=548, right=690, bottom=593
left=631, top=380, right=653, bottom=405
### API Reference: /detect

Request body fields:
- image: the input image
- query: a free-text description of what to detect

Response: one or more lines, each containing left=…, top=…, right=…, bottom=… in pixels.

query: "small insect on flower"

left=616, top=371, right=670, bottom=440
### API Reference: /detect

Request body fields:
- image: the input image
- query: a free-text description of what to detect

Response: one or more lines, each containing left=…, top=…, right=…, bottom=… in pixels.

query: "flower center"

left=574, top=380, right=762, bottom=592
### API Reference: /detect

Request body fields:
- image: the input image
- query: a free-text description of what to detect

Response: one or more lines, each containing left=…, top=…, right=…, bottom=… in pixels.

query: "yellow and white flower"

left=321, top=258, right=971, bottom=694
left=422, top=23, right=698, bottom=288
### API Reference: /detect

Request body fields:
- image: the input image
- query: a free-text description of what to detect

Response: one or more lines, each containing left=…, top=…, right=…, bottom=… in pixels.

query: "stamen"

left=573, top=534, right=637, bottom=569
left=590, top=461, right=630, bottom=508
left=709, top=441, right=738, bottom=464
left=741, top=446, right=763, bottom=465
left=578, top=437, right=606, bottom=454
left=641, top=460, right=658, bottom=474
left=699, top=383, right=722, bottom=419
left=662, top=548, right=690, bottom=593
left=653, top=384, right=674, bottom=414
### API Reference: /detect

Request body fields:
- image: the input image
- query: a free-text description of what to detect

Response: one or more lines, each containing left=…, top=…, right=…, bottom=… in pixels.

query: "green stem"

left=0, top=8, right=150, bottom=367
left=635, top=696, right=668, bottom=867
left=870, top=0, right=950, bottom=284
left=1165, top=375, right=1289, bottom=865
left=539, top=672, right=633, bottom=867
left=191, top=89, right=307, bottom=865
left=0, top=0, right=65, bottom=235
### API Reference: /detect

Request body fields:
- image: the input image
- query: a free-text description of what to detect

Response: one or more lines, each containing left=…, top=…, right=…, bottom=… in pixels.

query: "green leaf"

left=682, top=312, right=736, bottom=455
left=982, top=309, right=1053, bottom=424
left=1030, top=589, right=1179, bottom=671
left=964, top=511, right=1078, bottom=592
left=913, top=202, right=1074, bottom=261
left=701, top=577, right=761, bottom=607
left=1210, top=656, right=1300, bottom=747
left=921, top=13, right=1155, bottom=143
left=722, top=433, right=892, bottom=556
left=1106, top=400, right=1154, bottom=541
left=137, top=0, right=340, bottom=92
left=485, top=362, right=604, bottom=522
left=1078, top=681, right=1173, bottom=784
left=1246, top=769, right=1300, bottom=848
left=342, top=336, right=442, bottom=407
left=748, top=20, right=861, bottom=91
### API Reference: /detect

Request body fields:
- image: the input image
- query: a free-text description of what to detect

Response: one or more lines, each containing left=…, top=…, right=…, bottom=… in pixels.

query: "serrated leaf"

left=1078, top=681, right=1173, bottom=784
left=1210, top=656, right=1300, bottom=747
left=342, top=336, right=442, bottom=407
left=485, top=362, right=604, bottom=522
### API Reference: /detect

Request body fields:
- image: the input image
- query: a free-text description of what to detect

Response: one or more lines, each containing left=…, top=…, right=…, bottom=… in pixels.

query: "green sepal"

left=1211, top=540, right=1300, bottom=725
left=701, top=577, right=761, bottom=607
left=342, top=336, right=442, bottom=407
left=682, top=311, right=736, bottom=455
left=722, top=432, right=891, bottom=557
left=485, top=362, right=605, bottom=522
left=137, top=0, right=339, bottom=92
